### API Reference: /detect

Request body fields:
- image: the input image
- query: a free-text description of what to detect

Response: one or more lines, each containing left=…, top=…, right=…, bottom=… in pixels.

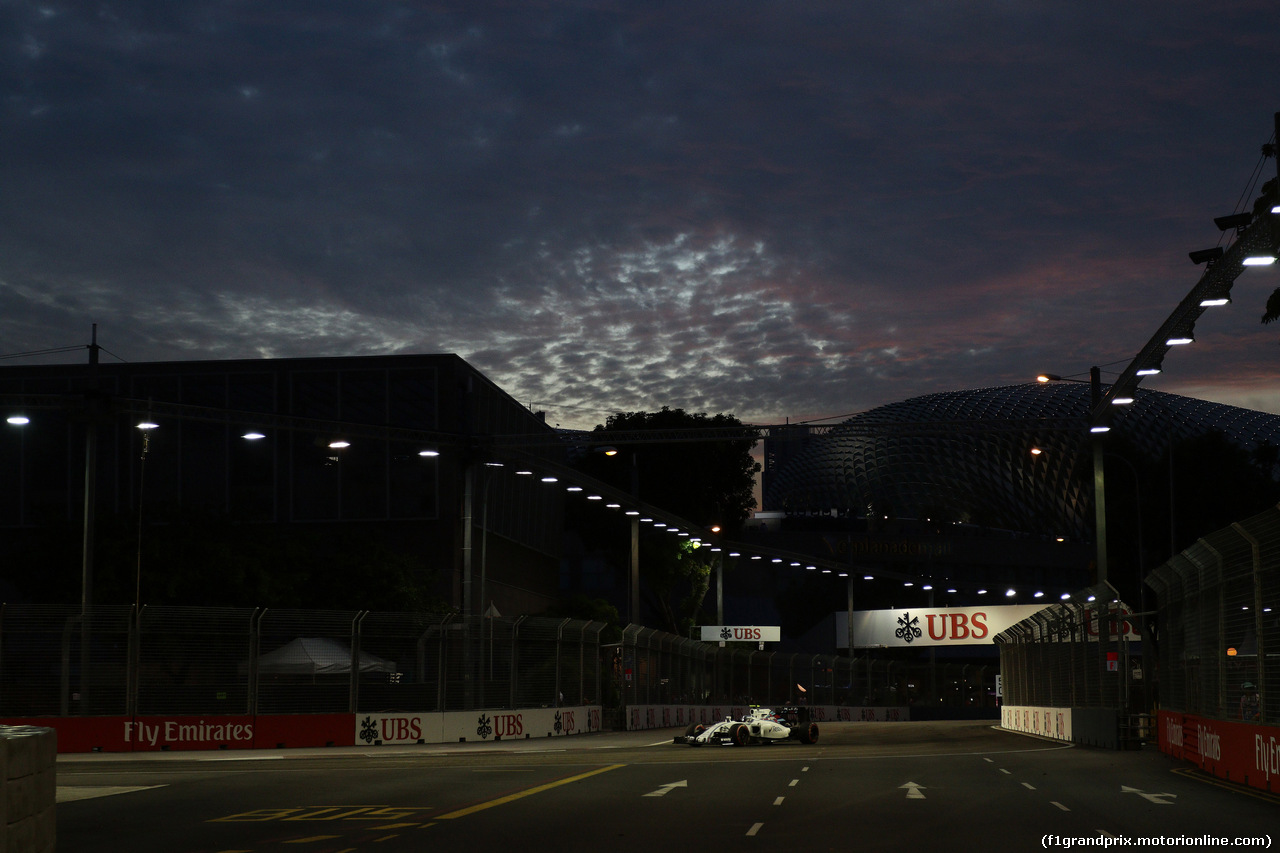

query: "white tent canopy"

left=253, top=637, right=396, bottom=675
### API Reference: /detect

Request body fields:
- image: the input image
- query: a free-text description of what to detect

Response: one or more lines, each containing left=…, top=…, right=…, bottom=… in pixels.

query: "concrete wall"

left=1, top=726, right=56, bottom=853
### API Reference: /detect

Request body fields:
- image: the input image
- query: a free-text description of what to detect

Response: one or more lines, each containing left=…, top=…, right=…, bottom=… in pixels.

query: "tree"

left=579, top=407, right=760, bottom=532
left=570, top=407, right=761, bottom=633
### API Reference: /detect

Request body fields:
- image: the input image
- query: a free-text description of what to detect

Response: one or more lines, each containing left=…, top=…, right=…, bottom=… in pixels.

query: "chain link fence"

left=993, top=583, right=1140, bottom=712
left=0, top=605, right=606, bottom=718
left=610, top=625, right=998, bottom=712
left=1146, top=503, right=1280, bottom=725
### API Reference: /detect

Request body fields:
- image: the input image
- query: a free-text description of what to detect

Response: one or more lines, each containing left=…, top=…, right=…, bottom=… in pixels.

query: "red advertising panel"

left=1158, top=710, right=1280, bottom=793
left=0, top=714, right=356, bottom=753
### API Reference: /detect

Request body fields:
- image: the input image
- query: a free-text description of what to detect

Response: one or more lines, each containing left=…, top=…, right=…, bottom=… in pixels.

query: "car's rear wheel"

left=797, top=722, right=819, bottom=744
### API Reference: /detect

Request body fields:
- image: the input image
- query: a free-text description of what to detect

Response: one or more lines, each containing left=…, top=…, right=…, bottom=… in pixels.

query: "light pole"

left=602, top=446, right=641, bottom=626
left=1037, top=368, right=1110, bottom=584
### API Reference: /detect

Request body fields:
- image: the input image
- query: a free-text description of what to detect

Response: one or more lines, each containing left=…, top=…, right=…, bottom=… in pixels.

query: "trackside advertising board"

left=837, top=604, right=1142, bottom=649
left=840, top=605, right=1048, bottom=649
left=699, top=625, right=781, bottom=643
left=1160, top=710, right=1280, bottom=793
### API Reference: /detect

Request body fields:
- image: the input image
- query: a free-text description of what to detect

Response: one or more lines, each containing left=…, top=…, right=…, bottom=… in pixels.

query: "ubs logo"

left=477, top=714, right=494, bottom=739
left=895, top=613, right=922, bottom=643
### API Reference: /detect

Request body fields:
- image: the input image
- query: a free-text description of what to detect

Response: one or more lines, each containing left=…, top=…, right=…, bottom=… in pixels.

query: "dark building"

left=757, top=383, right=1280, bottom=607
left=0, top=353, right=564, bottom=615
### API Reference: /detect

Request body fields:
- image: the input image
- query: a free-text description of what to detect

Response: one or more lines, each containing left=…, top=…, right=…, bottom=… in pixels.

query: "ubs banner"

left=839, top=604, right=1142, bottom=648
left=840, top=605, right=1050, bottom=649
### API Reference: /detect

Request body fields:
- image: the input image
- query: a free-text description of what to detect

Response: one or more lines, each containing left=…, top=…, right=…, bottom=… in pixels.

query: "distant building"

left=0, top=353, right=564, bottom=614
left=755, top=383, right=1280, bottom=611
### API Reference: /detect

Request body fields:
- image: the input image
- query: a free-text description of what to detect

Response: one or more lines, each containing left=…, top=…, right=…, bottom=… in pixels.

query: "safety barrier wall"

left=0, top=726, right=56, bottom=853
left=1158, top=710, right=1280, bottom=793
left=999, top=705, right=1121, bottom=749
left=0, top=707, right=602, bottom=753
left=626, top=704, right=910, bottom=731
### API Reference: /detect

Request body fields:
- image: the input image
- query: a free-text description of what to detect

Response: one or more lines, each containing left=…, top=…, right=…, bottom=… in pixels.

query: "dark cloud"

left=1, top=1, right=1278, bottom=428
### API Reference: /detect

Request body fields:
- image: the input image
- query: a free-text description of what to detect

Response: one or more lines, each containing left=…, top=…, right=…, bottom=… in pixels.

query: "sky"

left=2, top=1, right=1279, bottom=432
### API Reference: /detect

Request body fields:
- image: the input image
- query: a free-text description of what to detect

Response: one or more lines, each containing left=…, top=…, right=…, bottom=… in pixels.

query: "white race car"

left=675, top=706, right=819, bottom=746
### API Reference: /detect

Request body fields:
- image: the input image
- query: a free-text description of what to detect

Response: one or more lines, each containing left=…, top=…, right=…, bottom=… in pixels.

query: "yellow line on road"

left=435, top=764, right=626, bottom=820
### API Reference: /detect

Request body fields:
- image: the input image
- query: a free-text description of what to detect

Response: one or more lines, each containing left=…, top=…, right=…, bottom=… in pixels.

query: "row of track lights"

left=8, top=417, right=1077, bottom=602
left=3, top=415, right=446, bottom=457
left=491, top=459, right=1081, bottom=599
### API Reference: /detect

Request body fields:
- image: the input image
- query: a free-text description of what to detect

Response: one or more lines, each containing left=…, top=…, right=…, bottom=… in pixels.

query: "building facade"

left=0, top=353, right=564, bottom=615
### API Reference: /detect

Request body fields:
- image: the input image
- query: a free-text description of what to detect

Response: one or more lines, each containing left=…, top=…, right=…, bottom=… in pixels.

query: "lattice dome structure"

left=763, top=383, right=1280, bottom=541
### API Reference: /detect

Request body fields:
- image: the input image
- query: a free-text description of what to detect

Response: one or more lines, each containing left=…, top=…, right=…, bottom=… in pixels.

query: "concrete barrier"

left=1, top=726, right=56, bottom=853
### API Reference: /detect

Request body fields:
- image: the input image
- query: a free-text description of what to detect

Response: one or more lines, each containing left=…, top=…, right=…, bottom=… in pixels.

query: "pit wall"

left=1, top=726, right=56, bottom=853
left=626, top=705, right=910, bottom=731
left=1158, top=710, right=1280, bottom=793
left=0, top=707, right=601, bottom=754
left=1000, top=704, right=1126, bottom=750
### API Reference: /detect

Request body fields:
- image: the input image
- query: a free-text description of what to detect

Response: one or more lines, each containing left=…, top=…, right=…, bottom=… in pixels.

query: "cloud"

left=1, top=1, right=1279, bottom=430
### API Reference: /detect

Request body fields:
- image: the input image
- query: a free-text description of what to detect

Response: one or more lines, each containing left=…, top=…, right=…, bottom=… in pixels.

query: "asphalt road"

left=56, top=721, right=1278, bottom=853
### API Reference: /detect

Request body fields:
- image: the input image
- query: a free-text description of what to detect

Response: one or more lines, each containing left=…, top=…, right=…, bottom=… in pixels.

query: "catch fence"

left=0, top=605, right=606, bottom=718
left=1145, top=502, right=1280, bottom=725
left=614, top=625, right=997, bottom=711
left=993, top=582, right=1142, bottom=713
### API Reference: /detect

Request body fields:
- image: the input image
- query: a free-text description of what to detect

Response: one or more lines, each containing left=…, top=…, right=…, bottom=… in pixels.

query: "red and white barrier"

left=1159, top=710, right=1280, bottom=793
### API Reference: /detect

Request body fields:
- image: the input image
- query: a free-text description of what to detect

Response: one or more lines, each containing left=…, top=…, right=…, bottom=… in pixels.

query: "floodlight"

left=1213, top=212, right=1252, bottom=231
left=1188, top=247, right=1224, bottom=265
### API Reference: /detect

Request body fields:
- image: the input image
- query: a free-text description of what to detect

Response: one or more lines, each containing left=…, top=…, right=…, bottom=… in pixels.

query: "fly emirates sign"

left=841, top=605, right=1051, bottom=648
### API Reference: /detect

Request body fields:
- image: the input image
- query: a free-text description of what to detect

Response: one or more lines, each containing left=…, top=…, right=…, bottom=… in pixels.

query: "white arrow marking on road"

left=643, top=780, right=689, bottom=797
left=900, top=782, right=926, bottom=799
left=1120, top=785, right=1177, bottom=805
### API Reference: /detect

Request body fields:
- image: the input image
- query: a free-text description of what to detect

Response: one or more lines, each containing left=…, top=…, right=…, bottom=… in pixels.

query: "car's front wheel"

left=730, top=723, right=751, bottom=747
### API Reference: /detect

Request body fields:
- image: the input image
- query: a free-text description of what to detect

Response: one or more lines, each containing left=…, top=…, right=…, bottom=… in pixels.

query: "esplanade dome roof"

left=763, top=383, right=1280, bottom=540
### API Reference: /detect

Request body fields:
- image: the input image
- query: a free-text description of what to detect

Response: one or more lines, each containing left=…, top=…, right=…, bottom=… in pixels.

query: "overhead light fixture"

left=542, top=476, right=559, bottom=483
left=243, top=431, right=267, bottom=440
left=1199, top=295, right=1231, bottom=307
left=1242, top=254, right=1277, bottom=266
left=1090, top=425, right=1111, bottom=433
left=1005, top=588, right=1016, bottom=597
left=1135, top=364, right=1162, bottom=376
left=515, top=469, right=533, bottom=476
left=1213, top=212, right=1252, bottom=231
left=1036, top=373, right=1060, bottom=383
left=1030, top=447, right=1043, bottom=456
left=1060, top=592, right=1071, bottom=600
left=417, top=448, right=439, bottom=457
left=137, top=421, right=160, bottom=431
left=7, top=415, right=30, bottom=426
left=1188, top=247, right=1224, bottom=265
left=600, top=446, right=618, bottom=456
left=1165, top=333, right=1194, bottom=345
left=1111, top=397, right=1134, bottom=406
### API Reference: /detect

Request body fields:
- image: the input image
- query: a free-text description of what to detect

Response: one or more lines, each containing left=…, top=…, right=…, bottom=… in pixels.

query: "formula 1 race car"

left=675, top=706, right=819, bottom=746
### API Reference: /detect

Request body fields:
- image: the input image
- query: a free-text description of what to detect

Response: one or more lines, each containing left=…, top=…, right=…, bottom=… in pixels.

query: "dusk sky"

left=2, top=1, right=1278, bottom=431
